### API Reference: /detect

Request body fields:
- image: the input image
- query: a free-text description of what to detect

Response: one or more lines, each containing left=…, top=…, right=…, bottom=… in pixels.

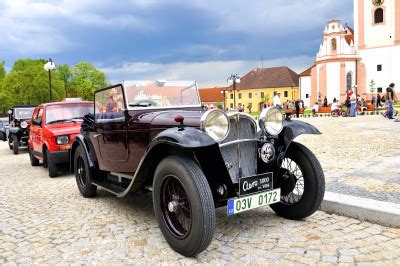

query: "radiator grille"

left=220, top=113, right=257, bottom=183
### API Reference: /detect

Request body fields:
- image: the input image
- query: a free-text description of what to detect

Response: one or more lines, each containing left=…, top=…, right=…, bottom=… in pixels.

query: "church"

left=299, top=0, right=400, bottom=107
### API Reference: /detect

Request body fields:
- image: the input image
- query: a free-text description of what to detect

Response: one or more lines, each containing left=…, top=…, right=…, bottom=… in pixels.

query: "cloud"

left=100, top=55, right=314, bottom=87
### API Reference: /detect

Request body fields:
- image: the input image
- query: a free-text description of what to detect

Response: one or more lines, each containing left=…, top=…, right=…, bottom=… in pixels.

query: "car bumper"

left=48, top=150, right=70, bottom=164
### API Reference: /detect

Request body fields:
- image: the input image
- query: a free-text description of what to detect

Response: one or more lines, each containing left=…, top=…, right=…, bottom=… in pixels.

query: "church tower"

left=355, top=0, right=400, bottom=96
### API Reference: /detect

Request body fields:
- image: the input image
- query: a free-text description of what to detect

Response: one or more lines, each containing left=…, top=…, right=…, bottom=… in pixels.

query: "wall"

left=225, top=87, right=300, bottom=112
left=300, top=76, right=311, bottom=107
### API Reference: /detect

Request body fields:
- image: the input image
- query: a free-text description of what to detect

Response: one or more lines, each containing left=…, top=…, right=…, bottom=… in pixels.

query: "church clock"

left=372, top=0, right=384, bottom=6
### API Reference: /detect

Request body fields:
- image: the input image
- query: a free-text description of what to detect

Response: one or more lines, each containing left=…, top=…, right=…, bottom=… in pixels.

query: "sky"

left=0, top=0, right=353, bottom=87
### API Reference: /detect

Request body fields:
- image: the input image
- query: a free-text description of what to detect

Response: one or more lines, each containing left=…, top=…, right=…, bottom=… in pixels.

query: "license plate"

left=227, top=188, right=281, bottom=216
left=239, top=172, right=273, bottom=196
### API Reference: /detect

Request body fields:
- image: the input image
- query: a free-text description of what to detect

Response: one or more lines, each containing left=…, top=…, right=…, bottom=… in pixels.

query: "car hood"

left=135, top=110, right=205, bottom=128
left=45, top=122, right=82, bottom=136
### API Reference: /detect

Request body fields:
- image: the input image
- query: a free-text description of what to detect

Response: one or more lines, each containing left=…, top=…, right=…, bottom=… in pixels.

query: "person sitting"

left=312, top=102, right=319, bottom=117
left=331, top=100, right=340, bottom=117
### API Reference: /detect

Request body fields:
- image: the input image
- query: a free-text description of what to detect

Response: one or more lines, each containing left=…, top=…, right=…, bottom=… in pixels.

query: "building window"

left=238, top=93, right=242, bottom=99
left=306, top=94, right=309, bottom=99
left=248, top=92, right=252, bottom=99
left=377, top=64, right=382, bottom=71
left=284, top=91, right=288, bottom=97
left=374, top=8, right=384, bottom=24
left=377, top=87, right=383, bottom=93
left=230, top=93, right=233, bottom=100
left=331, top=38, right=337, bottom=51
left=261, top=92, right=265, bottom=98
left=346, top=72, right=353, bottom=91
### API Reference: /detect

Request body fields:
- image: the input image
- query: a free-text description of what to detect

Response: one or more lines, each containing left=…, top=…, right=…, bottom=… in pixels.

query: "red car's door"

left=32, top=107, right=44, bottom=153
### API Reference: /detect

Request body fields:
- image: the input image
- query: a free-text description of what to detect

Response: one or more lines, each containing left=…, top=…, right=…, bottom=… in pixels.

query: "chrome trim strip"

left=219, top=139, right=258, bottom=148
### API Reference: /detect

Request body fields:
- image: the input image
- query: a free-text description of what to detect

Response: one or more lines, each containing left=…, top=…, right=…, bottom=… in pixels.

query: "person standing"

left=386, top=83, right=396, bottom=119
left=377, top=94, right=382, bottom=107
left=371, top=95, right=376, bottom=106
left=323, top=96, right=328, bottom=107
left=350, top=92, right=357, bottom=117
left=295, top=99, right=300, bottom=118
left=273, top=92, right=282, bottom=109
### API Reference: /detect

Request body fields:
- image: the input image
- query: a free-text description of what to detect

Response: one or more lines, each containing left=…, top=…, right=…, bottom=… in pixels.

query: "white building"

left=300, top=0, right=400, bottom=106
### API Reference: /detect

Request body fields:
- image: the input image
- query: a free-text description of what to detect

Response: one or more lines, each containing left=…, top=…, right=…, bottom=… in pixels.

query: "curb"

left=321, top=191, right=400, bottom=228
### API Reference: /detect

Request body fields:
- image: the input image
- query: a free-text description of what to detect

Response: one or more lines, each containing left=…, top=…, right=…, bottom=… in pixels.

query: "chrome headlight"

left=259, top=107, right=284, bottom=135
left=56, top=135, right=70, bottom=145
left=20, top=121, right=28, bottom=129
left=200, top=109, right=229, bottom=142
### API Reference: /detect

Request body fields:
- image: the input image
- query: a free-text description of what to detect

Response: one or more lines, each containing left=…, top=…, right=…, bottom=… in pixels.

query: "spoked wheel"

left=12, top=134, right=19, bottom=155
left=153, top=156, right=215, bottom=257
left=74, top=146, right=97, bottom=198
left=270, top=142, right=325, bottom=220
left=279, top=158, right=304, bottom=205
left=160, top=175, right=192, bottom=239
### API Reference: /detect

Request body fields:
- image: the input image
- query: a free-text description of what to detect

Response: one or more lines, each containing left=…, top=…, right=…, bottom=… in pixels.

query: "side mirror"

left=7, top=110, right=12, bottom=115
left=32, top=119, right=42, bottom=127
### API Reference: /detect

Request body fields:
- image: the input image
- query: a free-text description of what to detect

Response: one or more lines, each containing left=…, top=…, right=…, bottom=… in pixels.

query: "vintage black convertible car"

left=7, top=105, right=35, bottom=154
left=71, top=81, right=325, bottom=256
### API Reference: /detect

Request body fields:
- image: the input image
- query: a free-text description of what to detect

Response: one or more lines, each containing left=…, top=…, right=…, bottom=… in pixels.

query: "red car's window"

left=45, top=104, right=95, bottom=124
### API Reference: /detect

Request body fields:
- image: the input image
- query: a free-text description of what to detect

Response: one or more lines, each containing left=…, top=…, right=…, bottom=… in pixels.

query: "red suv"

left=29, top=101, right=94, bottom=177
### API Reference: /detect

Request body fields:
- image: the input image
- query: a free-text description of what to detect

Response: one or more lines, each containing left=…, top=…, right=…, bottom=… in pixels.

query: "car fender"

left=274, top=119, right=320, bottom=166
left=120, top=127, right=236, bottom=201
left=70, top=134, right=96, bottom=173
left=9, top=127, right=20, bottom=134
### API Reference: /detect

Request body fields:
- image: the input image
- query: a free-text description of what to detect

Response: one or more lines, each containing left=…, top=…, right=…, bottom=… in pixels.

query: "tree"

left=0, top=59, right=65, bottom=110
left=57, top=64, right=72, bottom=97
left=70, top=62, right=108, bottom=100
left=0, top=61, right=5, bottom=80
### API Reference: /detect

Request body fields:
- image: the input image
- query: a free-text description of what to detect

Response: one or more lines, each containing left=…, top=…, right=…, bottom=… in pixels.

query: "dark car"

left=70, top=81, right=325, bottom=257
left=7, top=105, right=35, bottom=154
left=28, top=101, right=95, bottom=177
left=0, top=118, right=9, bottom=141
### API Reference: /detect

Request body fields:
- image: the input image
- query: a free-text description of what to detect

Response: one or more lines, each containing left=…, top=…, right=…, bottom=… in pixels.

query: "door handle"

left=93, top=133, right=102, bottom=138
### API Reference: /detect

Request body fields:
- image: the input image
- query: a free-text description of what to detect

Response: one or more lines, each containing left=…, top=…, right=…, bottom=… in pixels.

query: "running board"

left=92, top=181, right=126, bottom=195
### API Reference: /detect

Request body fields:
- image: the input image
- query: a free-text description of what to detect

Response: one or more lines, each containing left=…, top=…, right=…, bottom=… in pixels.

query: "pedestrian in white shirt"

left=273, top=92, right=282, bottom=109
left=312, top=102, right=319, bottom=117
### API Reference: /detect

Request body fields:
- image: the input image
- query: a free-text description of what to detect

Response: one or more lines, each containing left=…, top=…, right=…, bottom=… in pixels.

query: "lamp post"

left=44, top=58, right=56, bottom=102
left=220, top=89, right=229, bottom=110
left=227, top=74, right=241, bottom=110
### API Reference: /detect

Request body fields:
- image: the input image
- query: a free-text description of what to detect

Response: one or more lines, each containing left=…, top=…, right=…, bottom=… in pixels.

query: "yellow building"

left=225, top=66, right=300, bottom=112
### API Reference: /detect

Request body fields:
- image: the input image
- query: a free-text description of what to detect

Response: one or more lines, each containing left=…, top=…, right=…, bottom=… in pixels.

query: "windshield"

left=124, top=80, right=200, bottom=108
left=45, top=104, right=95, bottom=124
left=14, top=108, right=35, bottom=119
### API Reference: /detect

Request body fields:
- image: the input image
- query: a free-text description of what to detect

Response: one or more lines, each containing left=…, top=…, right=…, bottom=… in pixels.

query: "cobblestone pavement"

left=296, top=115, right=400, bottom=204
left=1, top=140, right=400, bottom=264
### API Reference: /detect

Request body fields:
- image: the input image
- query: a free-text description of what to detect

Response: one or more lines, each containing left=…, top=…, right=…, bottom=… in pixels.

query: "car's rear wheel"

left=29, top=146, right=39, bottom=166
left=153, top=156, right=215, bottom=257
left=74, top=145, right=97, bottom=198
left=270, top=142, right=325, bottom=220
left=1, top=132, right=6, bottom=141
left=12, top=134, right=19, bottom=155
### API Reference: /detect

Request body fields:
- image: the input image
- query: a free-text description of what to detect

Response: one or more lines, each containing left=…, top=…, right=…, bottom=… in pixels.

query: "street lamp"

left=227, top=74, right=241, bottom=110
left=44, top=58, right=56, bottom=102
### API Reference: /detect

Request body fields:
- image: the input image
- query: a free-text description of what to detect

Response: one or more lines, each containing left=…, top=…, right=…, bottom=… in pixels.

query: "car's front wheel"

left=29, top=146, right=39, bottom=166
left=270, top=142, right=325, bottom=220
left=45, top=150, right=59, bottom=178
left=153, top=156, right=215, bottom=257
left=1, top=132, right=6, bottom=141
left=74, top=146, right=97, bottom=198
left=12, top=134, right=19, bottom=155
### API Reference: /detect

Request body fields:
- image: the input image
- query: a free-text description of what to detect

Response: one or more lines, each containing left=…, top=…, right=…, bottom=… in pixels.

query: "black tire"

left=46, top=151, right=59, bottom=178
left=270, top=142, right=325, bottom=220
left=153, top=156, right=215, bottom=257
left=29, top=146, right=39, bottom=166
left=12, top=134, right=19, bottom=155
left=8, top=139, right=12, bottom=150
left=74, top=146, right=97, bottom=198
left=42, top=147, right=48, bottom=168
left=1, top=133, right=6, bottom=142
